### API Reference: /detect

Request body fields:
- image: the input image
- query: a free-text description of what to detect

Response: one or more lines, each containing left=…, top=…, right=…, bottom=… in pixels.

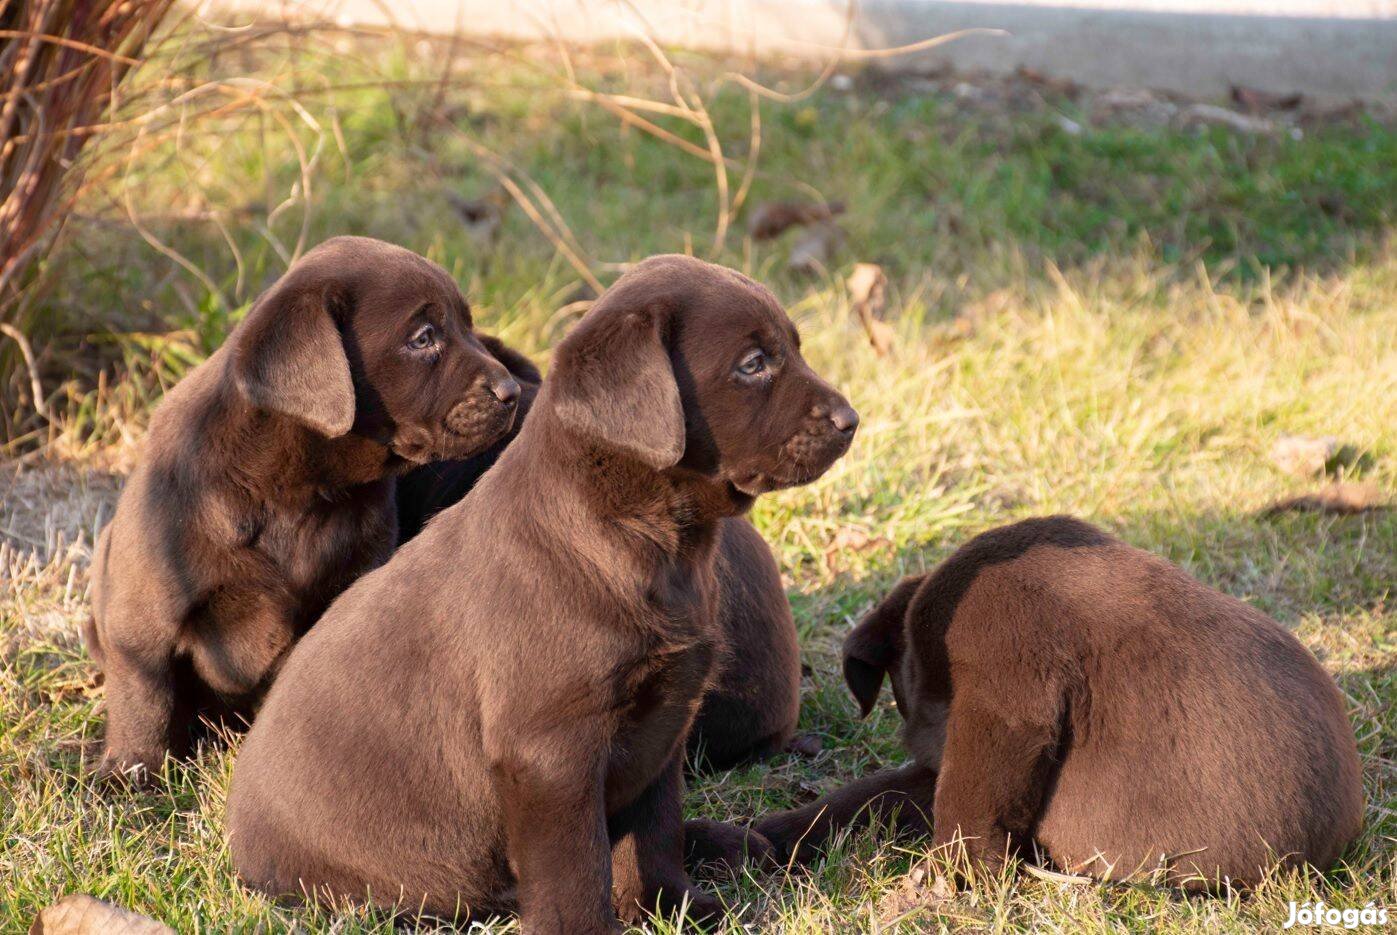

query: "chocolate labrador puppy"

left=756, top=516, right=1364, bottom=889
left=394, top=338, right=541, bottom=542
left=227, top=255, right=858, bottom=930
left=396, top=351, right=800, bottom=772
left=85, top=237, right=521, bottom=780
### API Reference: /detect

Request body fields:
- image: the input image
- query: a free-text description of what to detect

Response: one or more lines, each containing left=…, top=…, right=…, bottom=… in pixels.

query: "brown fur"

left=86, top=237, right=522, bottom=780
left=226, top=255, right=858, bottom=930
left=756, top=516, right=1365, bottom=889
left=396, top=352, right=800, bottom=773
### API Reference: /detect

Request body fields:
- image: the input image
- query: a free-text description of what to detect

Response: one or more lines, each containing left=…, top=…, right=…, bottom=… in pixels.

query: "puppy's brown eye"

left=736, top=350, right=766, bottom=376
left=407, top=324, right=436, bottom=351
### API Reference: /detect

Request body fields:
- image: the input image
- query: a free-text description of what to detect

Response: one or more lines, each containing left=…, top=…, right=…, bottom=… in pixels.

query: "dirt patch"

left=1, top=460, right=123, bottom=652
left=1, top=462, right=122, bottom=568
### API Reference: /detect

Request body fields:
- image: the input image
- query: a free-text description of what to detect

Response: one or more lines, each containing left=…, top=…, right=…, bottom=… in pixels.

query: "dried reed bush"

left=1, top=0, right=175, bottom=442
left=0, top=6, right=776, bottom=455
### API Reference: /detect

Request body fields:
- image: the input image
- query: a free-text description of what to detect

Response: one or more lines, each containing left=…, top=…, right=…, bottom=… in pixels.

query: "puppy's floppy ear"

left=230, top=275, right=355, bottom=438
left=844, top=575, right=922, bottom=717
left=550, top=303, right=684, bottom=469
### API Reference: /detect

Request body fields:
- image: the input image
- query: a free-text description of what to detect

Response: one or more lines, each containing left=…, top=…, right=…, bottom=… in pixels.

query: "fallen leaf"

left=799, top=775, right=844, bottom=797
left=1270, top=436, right=1367, bottom=478
left=876, top=861, right=956, bottom=926
left=927, top=871, right=956, bottom=900
left=847, top=262, right=893, bottom=356
left=822, top=526, right=893, bottom=575
left=864, top=319, right=895, bottom=355
left=747, top=200, right=845, bottom=241
left=1092, top=89, right=1178, bottom=127
left=1270, top=435, right=1340, bottom=477
left=1054, top=114, right=1084, bottom=136
left=825, top=526, right=884, bottom=553
left=1230, top=85, right=1303, bottom=114
left=1264, top=481, right=1387, bottom=516
left=31, top=895, right=173, bottom=935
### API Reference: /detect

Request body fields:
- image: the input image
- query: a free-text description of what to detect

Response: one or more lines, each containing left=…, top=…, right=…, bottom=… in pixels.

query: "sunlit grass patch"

left=3, top=31, right=1395, bottom=934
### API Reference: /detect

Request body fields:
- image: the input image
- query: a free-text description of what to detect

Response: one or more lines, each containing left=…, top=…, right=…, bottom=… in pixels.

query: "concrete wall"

left=224, top=1, right=1397, bottom=102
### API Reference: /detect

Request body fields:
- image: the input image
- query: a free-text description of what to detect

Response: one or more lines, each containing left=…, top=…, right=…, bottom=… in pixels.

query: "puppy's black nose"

left=492, top=378, right=521, bottom=406
left=830, top=404, right=859, bottom=434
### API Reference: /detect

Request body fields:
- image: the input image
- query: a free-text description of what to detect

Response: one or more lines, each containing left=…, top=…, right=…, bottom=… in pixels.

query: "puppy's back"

left=928, top=517, right=1363, bottom=885
left=89, top=351, right=232, bottom=640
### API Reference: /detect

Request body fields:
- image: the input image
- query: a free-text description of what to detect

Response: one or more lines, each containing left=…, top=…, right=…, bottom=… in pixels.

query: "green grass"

left=3, top=28, right=1396, bottom=933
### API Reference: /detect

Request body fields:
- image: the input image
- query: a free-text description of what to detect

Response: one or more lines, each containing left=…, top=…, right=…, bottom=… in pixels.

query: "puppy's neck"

left=301, top=428, right=401, bottom=493
left=664, top=467, right=756, bottom=522
left=531, top=417, right=744, bottom=554
left=216, top=385, right=396, bottom=502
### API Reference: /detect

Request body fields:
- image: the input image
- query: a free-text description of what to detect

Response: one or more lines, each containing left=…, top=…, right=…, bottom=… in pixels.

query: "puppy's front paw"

left=684, top=818, right=772, bottom=870
left=671, top=887, right=725, bottom=930
left=753, top=806, right=826, bottom=864
left=784, top=733, right=823, bottom=758
left=929, top=829, right=1011, bottom=887
left=615, top=881, right=725, bottom=930
left=94, top=749, right=163, bottom=787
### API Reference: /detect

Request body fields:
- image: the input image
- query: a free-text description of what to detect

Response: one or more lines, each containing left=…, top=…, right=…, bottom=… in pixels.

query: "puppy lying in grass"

left=85, top=237, right=522, bottom=781
left=227, top=256, right=859, bottom=930
left=757, top=516, right=1364, bottom=889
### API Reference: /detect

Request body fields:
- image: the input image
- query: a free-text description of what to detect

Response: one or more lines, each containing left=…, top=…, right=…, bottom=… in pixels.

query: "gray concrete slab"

left=219, top=1, right=1397, bottom=102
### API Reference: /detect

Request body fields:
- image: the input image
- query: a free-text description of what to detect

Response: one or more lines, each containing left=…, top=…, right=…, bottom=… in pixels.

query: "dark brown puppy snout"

left=830, top=403, right=859, bottom=434
left=811, top=399, right=859, bottom=436
left=802, top=388, right=859, bottom=453
left=421, top=352, right=521, bottom=461
left=461, top=365, right=518, bottom=413
left=490, top=375, right=521, bottom=406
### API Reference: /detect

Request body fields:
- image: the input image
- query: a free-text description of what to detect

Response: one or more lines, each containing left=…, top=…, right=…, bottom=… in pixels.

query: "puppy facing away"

left=226, top=255, right=859, bottom=930
left=85, top=237, right=522, bottom=780
left=756, top=516, right=1364, bottom=889
left=396, top=350, right=800, bottom=772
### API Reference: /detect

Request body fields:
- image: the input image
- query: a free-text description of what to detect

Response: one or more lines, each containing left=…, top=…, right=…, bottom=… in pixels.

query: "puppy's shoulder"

left=144, top=348, right=230, bottom=440
left=907, top=516, right=1118, bottom=639
left=119, top=351, right=268, bottom=545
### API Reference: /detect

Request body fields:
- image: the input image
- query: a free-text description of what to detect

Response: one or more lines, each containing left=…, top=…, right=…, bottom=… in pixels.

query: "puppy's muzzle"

left=395, top=377, right=520, bottom=463
left=782, top=402, right=858, bottom=476
left=444, top=376, right=520, bottom=442
left=735, top=401, right=859, bottom=494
